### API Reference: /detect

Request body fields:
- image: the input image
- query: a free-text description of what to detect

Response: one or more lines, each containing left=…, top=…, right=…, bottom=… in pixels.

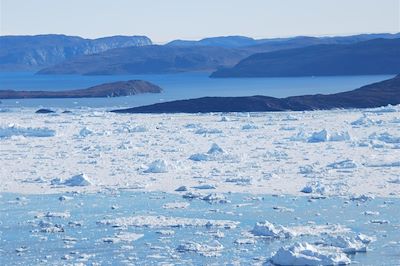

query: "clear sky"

left=1, top=0, right=399, bottom=43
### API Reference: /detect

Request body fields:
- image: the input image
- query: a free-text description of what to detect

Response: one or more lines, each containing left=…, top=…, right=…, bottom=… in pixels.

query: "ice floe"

left=52, top=173, right=92, bottom=187
left=144, top=159, right=169, bottom=173
left=270, top=242, right=351, bottom=266
left=98, top=215, right=239, bottom=229
left=307, top=129, right=351, bottom=143
left=0, top=124, right=55, bottom=138
left=177, top=240, right=224, bottom=257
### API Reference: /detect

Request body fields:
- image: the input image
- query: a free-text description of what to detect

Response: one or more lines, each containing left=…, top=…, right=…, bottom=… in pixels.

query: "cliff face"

left=0, top=80, right=162, bottom=99
left=112, top=75, right=400, bottom=113
left=0, top=35, right=152, bottom=71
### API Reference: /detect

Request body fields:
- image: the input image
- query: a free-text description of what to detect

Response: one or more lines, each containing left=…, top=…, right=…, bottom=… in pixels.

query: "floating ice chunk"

left=270, top=242, right=351, bottom=266
left=175, top=186, right=188, bottom=192
left=351, top=116, right=376, bottom=126
left=264, top=150, right=289, bottom=160
left=370, top=132, right=400, bottom=144
left=300, top=185, right=313, bottom=194
left=220, top=116, right=230, bottom=122
left=177, top=240, right=223, bottom=257
left=388, top=177, right=400, bottom=184
left=195, top=128, right=222, bottom=134
left=0, top=125, right=55, bottom=138
left=234, top=238, right=257, bottom=245
left=327, top=160, right=357, bottom=169
left=189, top=143, right=230, bottom=162
left=156, top=230, right=175, bottom=236
left=189, top=153, right=210, bottom=161
left=202, top=193, right=228, bottom=203
left=184, top=123, right=201, bottom=129
left=323, top=235, right=368, bottom=254
left=79, top=127, right=93, bottom=137
left=242, top=123, right=258, bottom=130
left=349, top=194, right=374, bottom=202
left=368, top=104, right=397, bottom=113
left=35, top=211, right=70, bottom=219
left=207, top=143, right=224, bottom=154
left=182, top=191, right=206, bottom=199
left=365, top=161, right=400, bottom=168
left=329, top=131, right=351, bottom=142
left=307, top=130, right=350, bottom=143
left=251, top=221, right=293, bottom=238
left=103, top=232, right=144, bottom=244
left=144, top=159, right=168, bottom=173
left=370, top=219, right=389, bottom=224
left=37, top=220, right=64, bottom=233
left=99, top=215, right=239, bottom=229
left=282, top=115, right=298, bottom=121
left=162, top=202, right=190, bottom=209
left=356, top=234, right=376, bottom=244
left=128, top=126, right=147, bottom=133
left=299, top=165, right=314, bottom=175
left=308, top=130, right=329, bottom=143
left=63, top=173, right=92, bottom=187
left=192, top=184, right=217, bottom=190
left=225, top=177, right=252, bottom=186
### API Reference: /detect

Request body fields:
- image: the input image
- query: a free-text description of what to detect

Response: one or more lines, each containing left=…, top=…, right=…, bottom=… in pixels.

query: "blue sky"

left=1, top=0, right=399, bottom=43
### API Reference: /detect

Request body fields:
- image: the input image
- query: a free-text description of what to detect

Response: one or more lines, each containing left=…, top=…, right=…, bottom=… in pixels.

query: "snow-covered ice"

left=0, top=106, right=399, bottom=197
left=270, top=242, right=351, bottom=266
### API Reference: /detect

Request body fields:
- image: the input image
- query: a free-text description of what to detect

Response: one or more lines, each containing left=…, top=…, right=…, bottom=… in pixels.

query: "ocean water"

left=0, top=72, right=394, bottom=109
left=1, top=191, right=399, bottom=265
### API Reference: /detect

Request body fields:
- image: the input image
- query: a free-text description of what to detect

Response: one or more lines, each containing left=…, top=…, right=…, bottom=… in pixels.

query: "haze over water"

left=0, top=72, right=393, bottom=108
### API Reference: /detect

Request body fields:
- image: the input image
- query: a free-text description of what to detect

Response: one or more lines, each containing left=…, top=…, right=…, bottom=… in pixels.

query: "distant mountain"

left=112, top=74, right=400, bottom=113
left=0, top=34, right=152, bottom=71
left=37, top=45, right=250, bottom=75
left=0, top=80, right=161, bottom=99
left=211, top=38, right=400, bottom=77
left=166, top=33, right=400, bottom=50
left=166, top=36, right=258, bottom=48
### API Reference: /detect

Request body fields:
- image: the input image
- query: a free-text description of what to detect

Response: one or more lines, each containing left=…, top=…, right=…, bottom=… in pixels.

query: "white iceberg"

left=62, top=173, right=92, bottom=187
left=251, top=221, right=293, bottom=238
left=144, top=159, right=168, bottom=173
left=0, top=125, right=55, bottom=138
left=270, top=242, right=351, bottom=266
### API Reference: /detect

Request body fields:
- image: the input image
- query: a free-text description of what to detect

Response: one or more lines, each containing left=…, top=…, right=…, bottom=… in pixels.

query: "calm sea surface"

left=0, top=72, right=394, bottom=109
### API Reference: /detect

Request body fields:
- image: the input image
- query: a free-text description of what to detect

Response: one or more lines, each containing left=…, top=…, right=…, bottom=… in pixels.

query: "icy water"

left=0, top=72, right=394, bottom=108
left=1, top=191, right=399, bottom=265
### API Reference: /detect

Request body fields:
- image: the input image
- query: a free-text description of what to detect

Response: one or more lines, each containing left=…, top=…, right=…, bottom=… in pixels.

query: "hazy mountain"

left=112, top=74, right=400, bottom=113
left=166, top=36, right=257, bottom=48
left=0, top=34, right=152, bottom=71
left=166, top=33, right=400, bottom=50
left=37, top=45, right=250, bottom=75
left=211, top=38, right=400, bottom=77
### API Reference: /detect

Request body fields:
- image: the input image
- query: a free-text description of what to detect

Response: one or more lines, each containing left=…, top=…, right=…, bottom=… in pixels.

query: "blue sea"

left=1, top=191, right=399, bottom=265
left=0, top=72, right=394, bottom=109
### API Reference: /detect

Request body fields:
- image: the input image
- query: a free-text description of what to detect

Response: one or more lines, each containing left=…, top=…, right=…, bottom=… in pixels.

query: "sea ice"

left=0, top=125, right=55, bottom=138
left=251, top=221, right=293, bottom=238
left=99, top=215, right=239, bottom=229
left=144, top=159, right=168, bottom=173
left=62, top=173, right=92, bottom=187
left=177, top=240, right=224, bottom=257
left=307, top=129, right=350, bottom=143
left=327, top=160, right=357, bottom=169
left=270, top=242, right=351, bottom=266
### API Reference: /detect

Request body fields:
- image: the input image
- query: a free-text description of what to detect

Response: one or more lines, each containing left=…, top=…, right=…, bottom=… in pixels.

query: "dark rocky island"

left=112, top=74, right=400, bottom=113
left=0, top=80, right=162, bottom=99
